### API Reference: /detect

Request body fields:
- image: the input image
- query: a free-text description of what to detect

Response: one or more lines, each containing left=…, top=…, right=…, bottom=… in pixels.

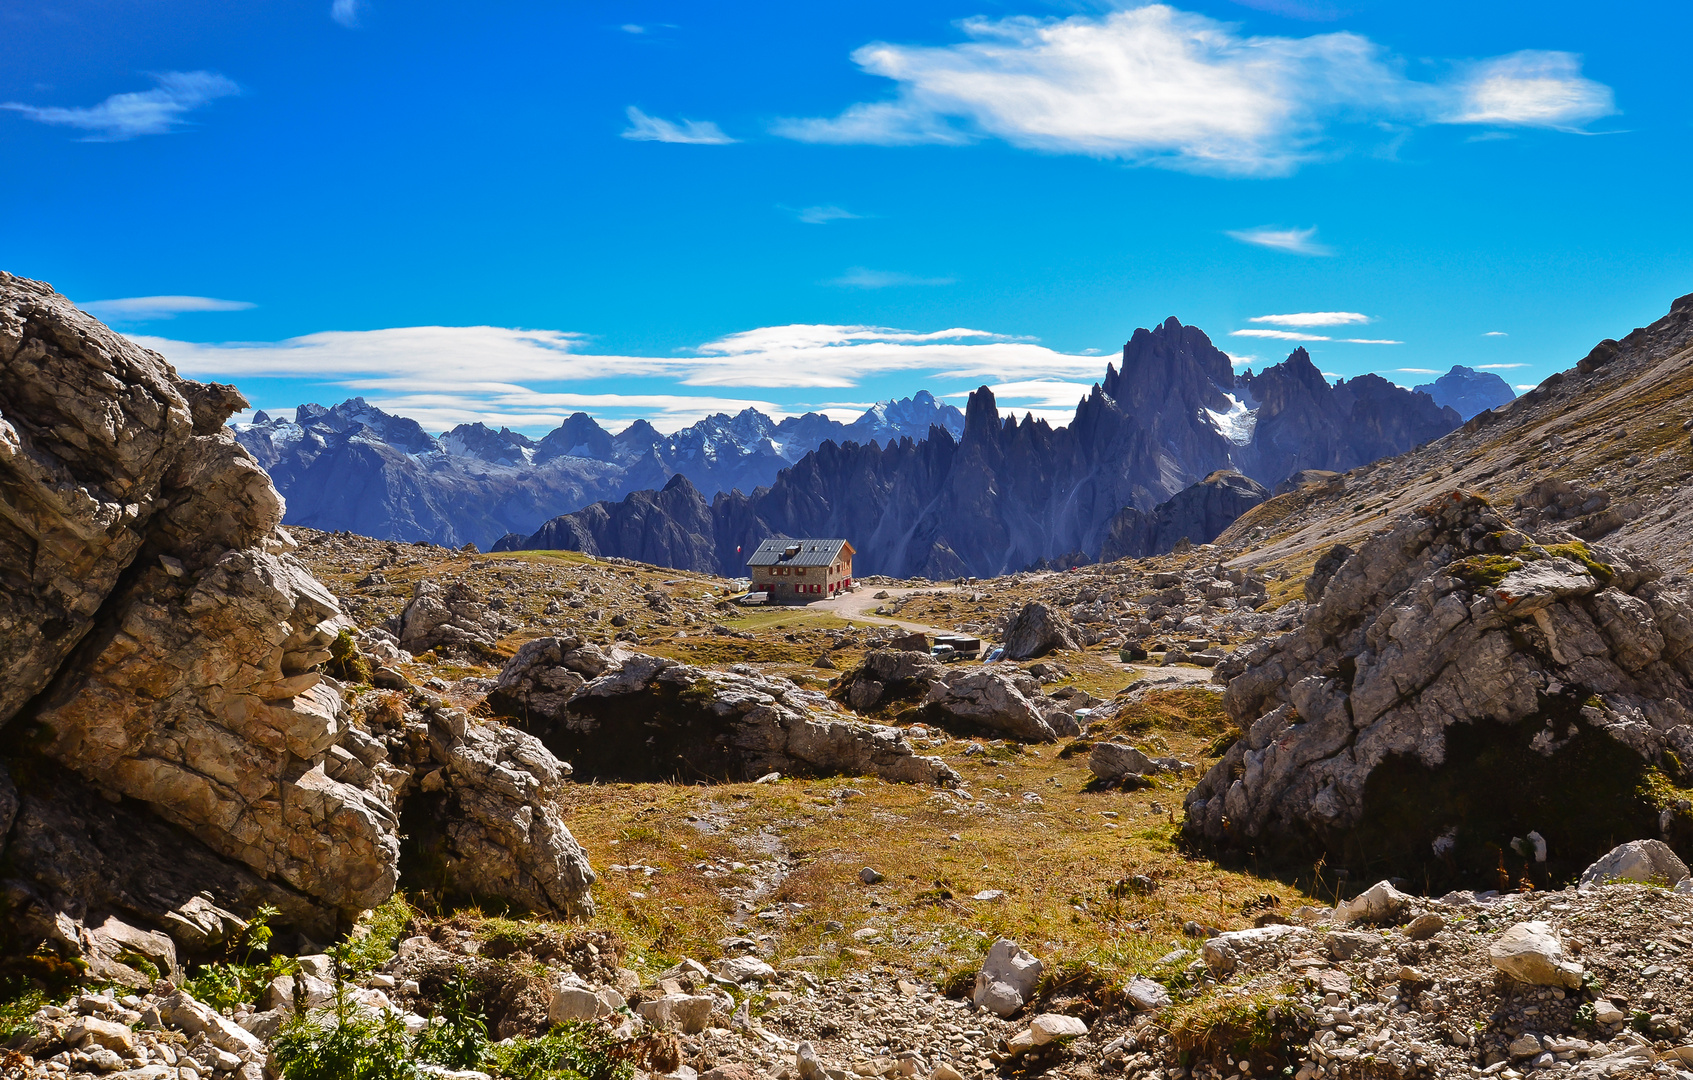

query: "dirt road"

left=805, top=586, right=954, bottom=637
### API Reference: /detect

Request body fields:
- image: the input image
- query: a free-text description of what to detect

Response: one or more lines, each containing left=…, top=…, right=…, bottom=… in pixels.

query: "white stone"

left=634, top=993, right=715, bottom=1034
left=711, top=956, right=776, bottom=983
left=549, top=983, right=604, bottom=1023
left=1579, top=839, right=1690, bottom=888
left=1489, top=922, right=1583, bottom=988
left=1333, top=880, right=1411, bottom=925
left=1028, top=1014, right=1088, bottom=1045
left=971, top=938, right=1043, bottom=1018
left=1125, top=976, right=1171, bottom=1012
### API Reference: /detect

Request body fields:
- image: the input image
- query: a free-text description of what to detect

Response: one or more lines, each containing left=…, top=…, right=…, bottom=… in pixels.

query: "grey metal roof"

left=745, top=537, right=852, bottom=568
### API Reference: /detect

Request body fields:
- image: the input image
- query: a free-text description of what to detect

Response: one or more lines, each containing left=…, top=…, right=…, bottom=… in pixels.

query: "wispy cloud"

left=330, top=0, right=363, bottom=28
left=3, top=71, right=238, bottom=141
left=1477, top=362, right=1527, bottom=369
left=1232, top=328, right=1398, bottom=343
left=1233, top=328, right=1330, bottom=341
left=1483, top=330, right=1508, bottom=337
left=1441, top=51, right=1614, bottom=129
left=81, top=295, right=255, bottom=320
left=138, top=322, right=1108, bottom=403
left=1249, top=311, right=1369, bottom=326
left=1395, top=367, right=1441, bottom=374
left=1227, top=226, right=1332, bottom=255
left=1515, top=384, right=1537, bottom=391
left=826, top=268, right=954, bottom=288
left=622, top=106, right=735, bottom=145
left=621, top=23, right=645, bottom=34
left=772, top=6, right=1616, bottom=175
left=787, top=205, right=863, bottom=224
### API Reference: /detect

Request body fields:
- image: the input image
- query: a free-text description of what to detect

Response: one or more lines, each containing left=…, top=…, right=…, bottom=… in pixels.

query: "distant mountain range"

left=491, top=319, right=1465, bottom=577
left=235, top=392, right=966, bottom=548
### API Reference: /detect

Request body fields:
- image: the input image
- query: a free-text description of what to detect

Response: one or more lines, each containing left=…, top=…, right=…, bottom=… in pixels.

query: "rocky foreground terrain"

left=6, top=270, right=1693, bottom=1080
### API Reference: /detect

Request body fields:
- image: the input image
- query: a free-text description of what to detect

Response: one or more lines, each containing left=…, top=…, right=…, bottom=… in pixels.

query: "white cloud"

left=1249, top=311, right=1369, bottom=326
left=943, top=379, right=1097, bottom=409
left=330, top=0, right=363, bottom=28
left=1516, top=384, right=1537, bottom=390
left=1483, top=330, right=1508, bottom=337
left=622, top=23, right=645, bottom=34
left=1232, top=328, right=1330, bottom=341
left=137, top=322, right=1109, bottom=404
left=1442, top=51, right=1614, bottom=129
left=81, top=295, right=255, bottom=320
left=1477, top=362, right=1527, bottom=369
left=1394, top=367, right=1440, bottom=374
left=773, top=6, right=1615, bottom=175
left=622, top=106, right=735, bottom=145
left=1227, top=226, right=1333, bottom=255
left=3, top=71, right=238, bottom=141
left=1339, top=338, right=1401, bottom=345
left=826, top=268, right=955, bottom=288
left=789, top=205, right=863, bottom=224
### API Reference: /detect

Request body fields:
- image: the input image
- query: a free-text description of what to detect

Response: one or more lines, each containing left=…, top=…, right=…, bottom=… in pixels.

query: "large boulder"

left=1185, top=490, right=1693, bottom=887
left=368, top=698, right=596, bottom=917
left=832, top=650, right=1059, bottom=742
left=1578, top=839, right=1690, bottom=888
left=0, top=274, right=595, bottom=968
left=1002, top=602, right=1080, bottom=660
left=397, top=579, right=508, bottom=657
left=488, top=647, right=960, bottom=786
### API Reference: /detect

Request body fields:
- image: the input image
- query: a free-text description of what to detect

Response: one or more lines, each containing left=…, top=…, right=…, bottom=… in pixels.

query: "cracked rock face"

left=488, top=640, right=959, bottom=786
left=0, top=273, right=596, bottom=967
left=1185, top=490, right=1693, bottom=885
left=0, top=272, right=401, bottom=920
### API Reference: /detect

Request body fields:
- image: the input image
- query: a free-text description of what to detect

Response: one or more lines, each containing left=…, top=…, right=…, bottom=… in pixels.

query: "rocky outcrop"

left=364, top=696, right=596, bottom=917
left=503, top=321, right=1459, bottom=578
left=1101, top=470, right=1270, bottom=561
left=1002, top=602, right=1080, bottom=660
left=1186, top=490, right=1693, bottom=887
left=0, top=274, right=595, bottom=973
left=1413, top=365, right=1516, bottom=421
left=397, top=578, right=512, bottom=657
left=831, top=650, right=1072, bottom=742
left=488, top=640, right=960, bottom=786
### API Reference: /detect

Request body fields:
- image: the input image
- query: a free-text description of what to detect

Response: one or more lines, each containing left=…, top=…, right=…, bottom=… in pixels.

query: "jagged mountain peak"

left=1414, top=364, right=1517, bottom=420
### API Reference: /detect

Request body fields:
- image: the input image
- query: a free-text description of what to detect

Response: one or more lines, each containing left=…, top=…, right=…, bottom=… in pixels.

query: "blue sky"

left=4, top=0, right=1689, bottom=433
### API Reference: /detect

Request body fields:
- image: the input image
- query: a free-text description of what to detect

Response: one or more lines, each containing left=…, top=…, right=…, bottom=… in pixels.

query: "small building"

left=746, top=538, right=855, bottom=604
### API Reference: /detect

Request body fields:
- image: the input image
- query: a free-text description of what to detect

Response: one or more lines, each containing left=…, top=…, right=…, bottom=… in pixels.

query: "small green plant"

left=413, top=974, right=489, bottom=1071
left=490, top=1022, right=638, bottom=1080
left=327, top=628, right=374, bottom=683
left=337, top=894, right=416, bottom=975
left=272, top=983, right=421, bottom=1080
left=183, top=904, right=294, bottom=1012
left=0, top=984, right=47, bottom=1042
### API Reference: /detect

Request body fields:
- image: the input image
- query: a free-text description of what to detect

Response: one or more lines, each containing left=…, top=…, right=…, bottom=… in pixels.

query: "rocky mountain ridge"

left=1219, top=289, right=1693, bottom=576
left=497, top=320, right=1460, bottom=578
left=235, top=392, right=966, bottom=550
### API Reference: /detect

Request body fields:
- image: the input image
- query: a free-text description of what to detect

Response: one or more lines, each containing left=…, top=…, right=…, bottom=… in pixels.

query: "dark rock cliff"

left=505, top=320, right=1460, bottom=577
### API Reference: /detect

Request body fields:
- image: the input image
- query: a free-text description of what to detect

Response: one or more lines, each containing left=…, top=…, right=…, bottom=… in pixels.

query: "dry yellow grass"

left=547, top=692, right=1317, bottom=986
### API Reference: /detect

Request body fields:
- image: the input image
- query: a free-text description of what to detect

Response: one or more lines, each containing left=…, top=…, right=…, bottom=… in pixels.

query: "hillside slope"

left=1218, top=290, right=1693, bottom=574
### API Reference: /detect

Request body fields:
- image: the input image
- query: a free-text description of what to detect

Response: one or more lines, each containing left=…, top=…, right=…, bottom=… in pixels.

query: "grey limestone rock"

left=1579, top=839, right=1690, bottom=888
left=1002, top=602, right=1080, bottom=660
left=488, top=647, right=959, bottom=786
left=0, top=274, right=597, bottom=968
left=1185, top=490, right=1693, bottom=883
